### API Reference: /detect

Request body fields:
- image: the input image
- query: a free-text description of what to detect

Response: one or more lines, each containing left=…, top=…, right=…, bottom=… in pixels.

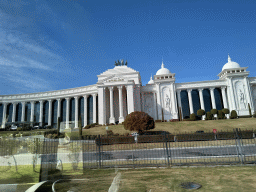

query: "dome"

left=222, top=55, right=241, bottom=71
left=148, top=74, right=154, bottom=84
left=156, top=61, right=171, bottom=75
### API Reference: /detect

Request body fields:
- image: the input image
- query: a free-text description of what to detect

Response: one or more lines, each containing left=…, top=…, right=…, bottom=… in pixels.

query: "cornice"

left=175, top=79, right=227, bottom=90
left=0, top=84, right=98, bottom=103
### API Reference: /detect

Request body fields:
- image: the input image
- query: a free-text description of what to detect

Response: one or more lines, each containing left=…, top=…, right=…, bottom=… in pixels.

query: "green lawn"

left=76, top=118, right=256, bottom=136
left=2, top=164, right=255, bottom=192
left=119, top=165, right=256, bottom=192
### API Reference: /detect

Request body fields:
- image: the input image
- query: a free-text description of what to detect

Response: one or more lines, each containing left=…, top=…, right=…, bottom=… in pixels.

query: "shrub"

left=210, top=109, right=218, bottom=115
left=190, top=113, right=196, bottom=121
left=123, top=111, right=155, bottom=134
left=206, top=112, right=212, bottom=120
left=17, top=127, right=22, bottom=131
left=222, top=108, right=230, bottom=114
left=217, top=110, right=225, bottom=119
left=230, top=110, right=238, bottom=119
left=253, top=111, right=256, bottom=118
left=106, top=130, right=114, bottom=136
left=197, top=109, right=205, bottom=116
left=84, top=124, right=91, bottom=129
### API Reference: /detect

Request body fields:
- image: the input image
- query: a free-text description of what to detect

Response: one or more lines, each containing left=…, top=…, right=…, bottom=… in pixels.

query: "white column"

left=21, top=102, right=25, bottom=122
left=93, top=94, right=97, bottom=124
left=141, top=92, right=145, bottom=112
left=66, top=97, right=70, bottom=129
left=198, top=88, right=205, bottom=110
left=209, top=88, right=216, bottom=109
left=156, top=83, right=162, bottom=120
left=171, top=83, right=178, bottom=115
left=126, top=84, right=135, bottom=114
left=228, top=77, right=236, bottom=110
left=98, top=87, right=105, bottom=125
left=118, top=86, right=124, bottom=123
left=244, top=77, right=253, bottom=111
left=221, top=87, right=228, bottom=109
left=177, top=90, right=183, bottom=119
left=12, top=103, right=17, bottom=122
left=30, top=101, right=35, bottom=123
left=221, top=86, right=229, bottom=119
left=198, top=88, right=205, bottom=120
left=74, top=96, right=79, bottom=128
left=84, top=95, right=88, bottom=126
left=57, top=99, right=61, bottom=118
left=187, top=89, right=194, bottom=114
left=109, top=86, right=115, bottom=124
left=246, top=77, right=254, bottom=112
left=153, top=92, right=158, bottom=120
left=48, top=100, right=52, bottom=126
left=39, top=100, right=44, bottom=126
left=2, top=103, right=7, bottom=128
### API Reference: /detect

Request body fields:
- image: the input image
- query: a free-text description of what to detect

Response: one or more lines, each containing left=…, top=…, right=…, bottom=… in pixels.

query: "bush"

left=190, top=113, right=196, bottom=121
left=17, top=127, right=22, bottom=131
left=84, top=124, right=91, bottom=129
left=222, top=108, right=230, bottom=115
left=230, top=110, right=238, bottom=119
left=206, top=112, right=212, bottom=120
left=210, top=109, right=218, bottom=115
left=197, top=109, right=205, bottom=116
left=123, top=111, right=155, bottom=133
left=106, top=130, right=114, bottom=136
left=253, top=112, right=256, bottom=118
left=218, top=110, right=225, bottom=119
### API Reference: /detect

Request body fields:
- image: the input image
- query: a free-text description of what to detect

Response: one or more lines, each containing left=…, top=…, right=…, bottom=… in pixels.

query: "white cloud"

left=0, top=7, right=66, bottom=94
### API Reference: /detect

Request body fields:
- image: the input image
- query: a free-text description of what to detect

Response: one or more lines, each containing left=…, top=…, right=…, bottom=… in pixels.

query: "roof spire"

left=150, top=73, right=153, bottom=80
left=228, top=54, right=231, bottom=63
left=161, top=58, right=165, bottom=68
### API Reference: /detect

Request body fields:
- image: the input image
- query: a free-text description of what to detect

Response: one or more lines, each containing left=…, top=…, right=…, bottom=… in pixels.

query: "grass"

left=119, top=165, right=256, bottom=192
left=1, top=162, right=256, bottom=191
left=77, top=118, right=256, bottom=136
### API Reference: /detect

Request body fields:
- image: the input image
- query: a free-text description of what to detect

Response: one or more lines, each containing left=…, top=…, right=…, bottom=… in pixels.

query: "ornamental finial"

left=228, top=54, right=231, bottom=62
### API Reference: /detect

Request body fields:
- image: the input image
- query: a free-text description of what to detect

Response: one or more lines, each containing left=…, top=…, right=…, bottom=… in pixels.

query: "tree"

left=217, top=110, right=225, bottom=119
left=123, top=111, right=155, bottom=134
left=205, top=112, right=212, bottom=120
left=197, top=109, right=205, bottom=116
left=197, top=109, right=205, bottom=120
left=230, top=110, right=238, bottom=119
left=211, top=109, right=218, bottom=119
left=222, top=108, right=230, bottom=115
left=190, top=113, right=196, bottom=121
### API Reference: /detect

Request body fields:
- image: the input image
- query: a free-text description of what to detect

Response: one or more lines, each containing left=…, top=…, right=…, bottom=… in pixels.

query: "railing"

left=0, top=129, right=255, bottom=182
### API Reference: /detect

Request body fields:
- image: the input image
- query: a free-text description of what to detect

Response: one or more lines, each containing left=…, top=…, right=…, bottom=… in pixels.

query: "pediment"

left=99, top=66, right=138, bottom=76
left=103, top=75, right=127, bottom=83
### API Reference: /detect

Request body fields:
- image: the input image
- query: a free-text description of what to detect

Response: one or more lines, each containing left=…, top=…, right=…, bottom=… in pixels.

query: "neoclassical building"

left=0, top=55, right=256, bottom=128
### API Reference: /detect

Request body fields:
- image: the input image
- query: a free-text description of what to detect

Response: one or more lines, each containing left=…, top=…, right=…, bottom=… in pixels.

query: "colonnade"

left=106, top=85, right=127, bottom=124
left=1, top=94, right=98, bottom=129
left=176, top=87, right=229, bottom=118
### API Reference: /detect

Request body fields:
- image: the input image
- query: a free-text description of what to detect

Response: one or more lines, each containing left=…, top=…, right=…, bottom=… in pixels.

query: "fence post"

left=98, top=135, right=101, bottom=168
left=164, top=132, right=170, bottom=167
left=234, top=128, right=244, bottom=164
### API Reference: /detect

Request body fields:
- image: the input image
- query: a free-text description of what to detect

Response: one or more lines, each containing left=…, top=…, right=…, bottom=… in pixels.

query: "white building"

left=0, top=55, right=256, bottom=128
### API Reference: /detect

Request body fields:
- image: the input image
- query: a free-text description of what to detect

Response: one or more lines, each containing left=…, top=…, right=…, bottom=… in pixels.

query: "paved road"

left=1, top=144, right=255, bottom=166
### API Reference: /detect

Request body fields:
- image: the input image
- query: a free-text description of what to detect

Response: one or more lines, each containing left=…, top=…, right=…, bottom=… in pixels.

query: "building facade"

left=1, top=55, right=256, bottom=128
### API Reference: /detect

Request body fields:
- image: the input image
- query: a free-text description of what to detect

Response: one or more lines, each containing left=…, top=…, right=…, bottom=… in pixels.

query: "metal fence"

left=82, top=129, right=256, bottom=169
left=0, top=129, right=255, bottom=182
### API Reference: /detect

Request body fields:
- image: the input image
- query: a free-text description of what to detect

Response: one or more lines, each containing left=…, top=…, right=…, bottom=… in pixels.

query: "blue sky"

left=0, top=0, right=256, bottom=95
